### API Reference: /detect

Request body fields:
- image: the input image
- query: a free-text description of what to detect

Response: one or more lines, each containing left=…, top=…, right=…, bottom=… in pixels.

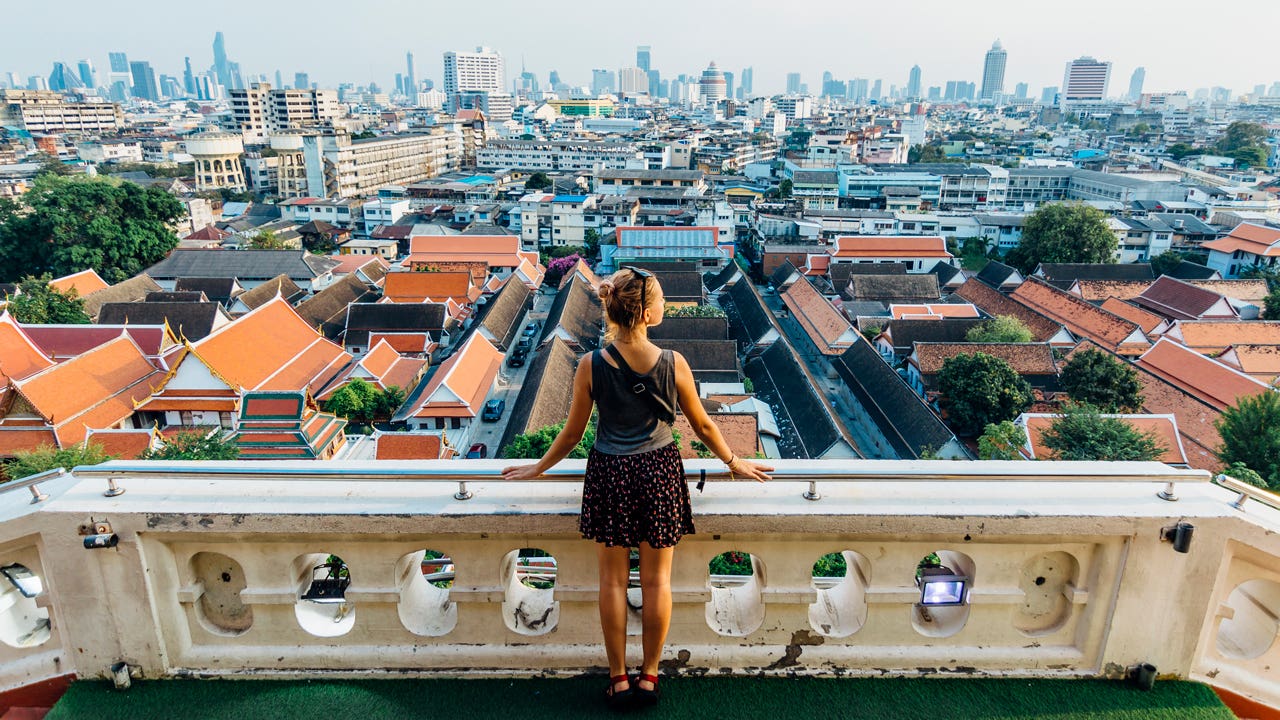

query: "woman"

left=502, top=266, right=772, bottom=709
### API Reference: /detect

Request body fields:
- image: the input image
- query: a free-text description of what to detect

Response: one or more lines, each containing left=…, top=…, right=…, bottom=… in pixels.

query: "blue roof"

left=553, top=195, right=589, bottom=203
left=461, top=175, right=494, bottom=185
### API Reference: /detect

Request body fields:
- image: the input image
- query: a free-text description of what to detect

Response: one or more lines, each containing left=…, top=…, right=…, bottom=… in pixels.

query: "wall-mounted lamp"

left=916, top=564, right=970, bottom=606
left=1160, top=522, right=1194, bottom=554
left=81, top=520, right=118, bottom=549
left=301, top=560, right=350, bottom=603
left=0, top=564, right=43, bottom=598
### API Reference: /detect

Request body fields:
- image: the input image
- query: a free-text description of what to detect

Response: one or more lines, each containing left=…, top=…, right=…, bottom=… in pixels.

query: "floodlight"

left=916, top=564, right=969, bottom=607
left=0, top=564, right=43, bottom=599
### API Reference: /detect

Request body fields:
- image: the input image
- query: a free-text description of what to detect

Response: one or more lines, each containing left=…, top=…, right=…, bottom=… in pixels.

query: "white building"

left=1062, top=57, right=1112, bottom=107
left=0, top=89, right=123, bottom=133
left=229, top=83, right=341, bottom=143
left=774, top=95, right=813, bottom=121
left=475, top=139, right=640, bottom=171
left=301, top=130, right=462, bottom=200
left=618, top=67, right=648, bottom=95
left=362, top=197, right=412, bottom=235
left=76, top=140, right=142, bottom=164
left=443, top=47, right=505, bottom=116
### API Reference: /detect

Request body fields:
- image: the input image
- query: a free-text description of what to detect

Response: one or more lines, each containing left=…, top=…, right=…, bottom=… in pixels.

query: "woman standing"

left=503, top=267, right=772, bottom=709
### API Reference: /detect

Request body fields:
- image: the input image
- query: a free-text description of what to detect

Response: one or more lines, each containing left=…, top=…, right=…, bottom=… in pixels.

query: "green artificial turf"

left=45, top=676, right=1234, bottom=720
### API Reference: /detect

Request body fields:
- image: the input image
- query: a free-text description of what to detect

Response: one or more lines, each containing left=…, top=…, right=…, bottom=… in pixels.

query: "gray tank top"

left=591, top=347, right=677, bottom=455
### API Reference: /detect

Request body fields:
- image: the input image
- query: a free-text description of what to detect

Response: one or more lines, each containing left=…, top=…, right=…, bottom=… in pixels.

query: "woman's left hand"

left=502, top=463, right=542, bottom=481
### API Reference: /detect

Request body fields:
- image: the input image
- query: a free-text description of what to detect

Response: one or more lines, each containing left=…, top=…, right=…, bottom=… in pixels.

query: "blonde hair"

left=597, top=268, right=657, bottom=343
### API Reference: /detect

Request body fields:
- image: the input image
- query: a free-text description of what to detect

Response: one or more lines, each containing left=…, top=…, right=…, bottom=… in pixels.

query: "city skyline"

left=3, top=0, right=1278, bottom=96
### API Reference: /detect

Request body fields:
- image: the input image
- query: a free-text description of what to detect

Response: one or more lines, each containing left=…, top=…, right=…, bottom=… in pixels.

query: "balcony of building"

left=0, top=460, right=1277, bottom=718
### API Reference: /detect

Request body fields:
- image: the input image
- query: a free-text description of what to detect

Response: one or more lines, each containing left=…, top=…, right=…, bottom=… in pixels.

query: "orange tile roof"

left=409, top=333, right=502, bottom=418
left=830, top=236, right=952, bottom=258
left=804, top=254, right=830, bottom=275
left=191, top=297, right=351, bottom=393
left=1099, top=298, right=1166, bottom=335
left=1187, top=279, right=1270, bottom=305
left=672, top=413, right=759, bottom=461
left=953, top=279, right=1065, bottom=344
left=912, top=343, right=1058, bottom=376
left=375, top=433, right=448, bottom=460
left=1021, top=413, right=1187, bottom=465
left=1201, top=223, right=1280, bottom=257
left=47, top=269, right=109, bottom=297
left=1163, top=320, right=1280, bottom=354
left=0, top=314, right=54, bottom=384
left=84, top=428, right=155, bottom=459
left=384, top=271, right=479, bottom=304
left=1071, top=280, right=1152, bottom=302
left=405, top=235, right=525, bottom=269
left=1011, top=278, right=1149, bottom=355
left=1218, top=344, right=1280, bottom=383
left=1135, top=337, right=1271, bottom=411
left=330, top=255, right=390, bottom=275
left=316, top=339, right=426, bottom=400
left=0, top=428, right=58, bottom=456
left=889, top=303, right=980, bottom=320
left=780, top=278, right=857, bottom=355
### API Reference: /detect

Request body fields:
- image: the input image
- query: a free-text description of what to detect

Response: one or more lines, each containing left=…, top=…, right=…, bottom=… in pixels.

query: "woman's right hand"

left=502, top=463, right=543, bottom=481
left=729, top=457, right=773, bottom=482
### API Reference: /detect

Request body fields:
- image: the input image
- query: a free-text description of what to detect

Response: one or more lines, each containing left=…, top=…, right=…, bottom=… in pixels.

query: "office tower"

left=822, top=70, right=833, bottom=87
left=48, top=62, right=84, bottom=91
left=848, top=78, right=868, bottom=103
left=1014, top=82, right=1029, bottom=100
left=444, top=47, right=504, bottom=96
left=636, top=46, right=651, bottom=73
left=592, top=69, right=615, bottom=95
left=107, top=52, right=131, bottom=97
left=723, top=71, right=733, bottom=100
left=108, top=52, right=129, bottom=75
left=699, top=62, right=727, bottom=102
left=195, top=74, right=217, bottom=101
left=1041, top=86, right=1059, bottom=104
left=395, top=73, right=404, bottom=95
left=927, top=86, right=942, bottom=101
left=27, top=76, right=48, bottom=91
left=1062, top=56, right=1111, bottom=105
left=870, top=79, right=882, bottom=101
left=405, top=51, right=416, bottom=96
left=160, top=75, right=182, bottom=99
left=980, top=40, right=1007, bottom=100
left=1128, top=67, right=1145, bottom=101
left=183, top=57, right=196, bottom=95
left=1270, top=82, right=1280, bottom=97
left=77, top=59, right=96, bottom=89
left=786, top=72, right=801, bottom=94
left=275, top=69, right=284, bottom=89
left=618, top=67, right=648, bottom=94
left=646, top=70, right=660, bottom=96
left=907, top=65, right=922, bottom=99
left=130, top=60, right=159, bottom=101
left=213, top=31, right=231, bottom=90
left=1254, top=84, right=1267, bottom=98
left=228, top=62, right=244, bottom=91
left=548, top=70, right=561, bottom=88
left=740, top=67, right=753, bottom=98
left=295, top=72, right=310, bottom=90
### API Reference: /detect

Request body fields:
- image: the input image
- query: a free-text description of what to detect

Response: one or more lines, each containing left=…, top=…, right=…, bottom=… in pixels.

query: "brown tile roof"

left=1135, top=337, right=1271, bottom=411
left=672, top=413, right=759, bottom=461
left=1162, top=320, right=1280, bottom=354
left=330, top=254, right=391, bottom=279
left=1099, top=298, right=1166, bottom=335
left=1132, top=276, right=1236, bottom=321
left=912, top=343, right=1058, bottom=376
left=1071, top=279, right=1152, bottom=302
left=1201, top=222, right=1280, bottom=256
left=1020, top=413, right=1187, bottom=465
left=81, top=274, right=164, bottom=319
left=294, top=274, right=379, bottom=340
left=234, top=274, right=304, bottom=311
left=1218, top=344, right=1280, bottom=383
left=84, top=428, right=156, bottom=459
left=498, top=337, right=578, bottom=454
left=844, top=274, right=940, bottom=302
left=1186, top=279, right=1270, bottom=305
left=781, top=278, right=857, bottom=354
left=1010, top=278, right=1149, bottom=355
left=384, top=270, right=479, bottom=304
left=953, top=278, right=1065, bottom=344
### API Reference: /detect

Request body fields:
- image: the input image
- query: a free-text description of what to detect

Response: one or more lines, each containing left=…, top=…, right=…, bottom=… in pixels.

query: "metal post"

left=1231, top=491, right=1248, bottom=510
left=103, top=478, right=125, bottom=498
left=455, top=481, right=472, bottom=501
left=803, top=480, right=821, bottom=501
left=1156, top=482, right=1177, bottom=502
left=28, top=484, right=48, bottom=504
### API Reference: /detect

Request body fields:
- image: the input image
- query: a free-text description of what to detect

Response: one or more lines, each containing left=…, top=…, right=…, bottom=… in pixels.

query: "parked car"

left=466, top=443, right=487, bottom=459
left=508, top=349, right=527, bottom=367
left=516, top=335, right=534, bottom=352
left=522, top=321, right=541, bottom=338
left=481, top=399, right=506, bottom=422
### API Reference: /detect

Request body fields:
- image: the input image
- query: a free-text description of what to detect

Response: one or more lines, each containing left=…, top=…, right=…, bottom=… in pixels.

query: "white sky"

left=5, top=0, right=1278, bottom=95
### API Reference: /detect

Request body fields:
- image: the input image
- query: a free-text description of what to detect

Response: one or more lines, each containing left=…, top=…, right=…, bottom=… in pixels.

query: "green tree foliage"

left=524, top=172, right=553, bottom=191
left=1150, top=250, right=1189, bottom=277
left=1215, top=121, right=1270, bottom=168
left=1216, top=391, right=1280, bottom=490
left=502, top=419, right=597, bottom=459
left=3, top=442, right=113, bottom=482
left=1003, top=203, right=1119, bottom=274
left=1059, top=348, right=1144, bottom=412
left=966, top=315, right=1033, bottom=343
left=351, top=129, right=377, bottom=140
left=1222, top=462, right=1267, bottom=489
left=322, top=379, right=404, bottom=425
left=778, top=178, right=793, bottom=199
left=1262, top=289, right=1280, bottom=321
left=977, top=420, right=1029, bottom=460
left=246, top=229, right=287, bottom=250
left=5, top=276, right=91, bottom=324
left=0, top=174, right=183, bottom=283
left=664, top=304, right=726, bottom=318
left=1040, top=404, right=1164, bottom=461
left=1165, top=143, right=1198, bottom=160
left=583, top=229, right=601, bottom=259
left=936, top=352, right=1034, bottom=436
left=141, top=431, right=241, bottom=461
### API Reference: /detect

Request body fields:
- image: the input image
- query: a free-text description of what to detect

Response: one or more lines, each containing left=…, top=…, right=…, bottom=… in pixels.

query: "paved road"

left=468, top=290, right=556, bottom=457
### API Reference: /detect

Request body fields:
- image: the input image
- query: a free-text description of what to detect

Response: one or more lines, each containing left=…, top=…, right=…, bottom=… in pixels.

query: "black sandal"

left=605, top=674, right=633, bottom=710
left=634, top=673, right=659, bottom=707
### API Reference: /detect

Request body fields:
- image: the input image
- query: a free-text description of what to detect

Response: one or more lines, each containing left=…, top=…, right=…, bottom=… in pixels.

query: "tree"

left=778, top=178, right=793, bottom=199
left=0, top=174, right=183, bottom=283
left=1222, top=462, right=1267, bottom=489
left=524, top=172, right=553, bottom=191
left=246, top=229, right=288, bottom=250
left=966, top=316, right=1033, bottom=343
left=1150, top=250, right=1189, bottom=277
left=543, top=253, right=583, bottom=287
left=936, top=352, right=1034, bottom=436
left=351, top=129, right=377, bottom=140
left=1264, top=289, right=1280, bottom=321
left=1215, top=122, right=1270, bottom=169
left=1059, top=348, right=1144, bottom=412
left=1216, top=391, right=1280, bottom=490
left=5, top=276, right=92, bottom=324
left=1040, top=404, right=1164, bottom=461
left=977, top=420, right=1028, bottom=460
left=324, top=378, right=380, bottom=424
left=142, top=431, right=240, bottom=461
left=1165, top=143, right=1199, bottom=160
left=502, top=419, right=596, bottom=459
left=583, top=229, right=601, bottom=260
left=375, top=385, right=407, bottom=420
left=1003, top=203, right=1118, bottom=274
left=3, top=442, right=113, bottom=482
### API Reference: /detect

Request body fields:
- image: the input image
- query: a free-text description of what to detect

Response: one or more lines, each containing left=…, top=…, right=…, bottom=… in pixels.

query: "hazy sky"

left=6, top=0, right=1278, bottom=95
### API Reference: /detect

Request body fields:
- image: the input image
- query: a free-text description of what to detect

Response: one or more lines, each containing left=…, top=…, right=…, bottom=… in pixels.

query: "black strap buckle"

left=631, top=383, right=646, bottom=394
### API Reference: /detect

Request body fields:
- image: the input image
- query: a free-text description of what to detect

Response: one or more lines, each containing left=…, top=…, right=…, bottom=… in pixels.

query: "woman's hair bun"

left=596, top=280, right=614, bottom=301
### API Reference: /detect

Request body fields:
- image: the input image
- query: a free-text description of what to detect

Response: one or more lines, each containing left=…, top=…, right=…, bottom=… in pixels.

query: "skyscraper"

left=980, top=40, right=1007, bottom=100
left=295, top=72, right=310, bottom=91
left=77, top=59, right=96, bottom=89
left=740, top=67, right=753, bottom=98
left=699, top=62, right=727, bottom=102
left=723, top=71, right=733, bottom=101
left=444, top=47, right=504, bottom=94
left=130, top=60, right=159, bottom=101
left=213, top=31, right=231, bottom=90
left=48, top=62, right=84, bottom=92
left=1128, top=67, right=1145, bottom=101
left=907, top=65, right=922, bottom=99
left=108, top=52, right=129, bottom=75
left=636, top=46, right=651, bottom=73
left=107, top=52, right=131, bottom=98
left=405, top=51, right=416, bottom=96
left=1062, top=56, right=1112, bottom=106
left=786, top=72, right=801, bottom=94
left=275, top=69, right=284, bottom=89
left=591, top=69, right=615, bottom=96
left=870, top=79, right=882, bottom=101
left=183, top=57, right=196, bottom=95
left=1014, top=82, right=1029, bottom=100
left=618, top=67, right=648, bottom=95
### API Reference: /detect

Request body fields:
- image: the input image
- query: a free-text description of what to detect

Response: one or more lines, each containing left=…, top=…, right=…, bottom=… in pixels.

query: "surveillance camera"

left=83, top=533, right=119, bottom=549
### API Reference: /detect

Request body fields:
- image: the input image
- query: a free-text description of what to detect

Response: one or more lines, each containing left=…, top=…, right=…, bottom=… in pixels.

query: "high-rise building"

left=443, top=46, right=504, bottom=114
left=786, top=73, right=801, bottom=94
left=230, top=83, right=342, bottom=143
left=699, top=62, right=727, bottom=102
left=1041, top=86, right=1059, bottom=105
left=1014, top=82, right=1029, bottom=100
left=723, top=71, right=733, bottom=101
left=636, top=46, right=651, bottom=73
left=183, top=57, right=196, bottom=96
left=295, top=73, right=310, bottom=91
left=740, top=67, right=753, bottom=98
left=870, top=79, right=882, bottom=101
left=108, top=52, right=129, bottom=75
left=1128, top=67, right=1145, bottom=101
left=618, top=67, right=648, bottom=95
left=848, top=78, right=869, bottom=103
left=107, top=52, right=131, bottom=98
left=48, top=62, right=84, bottom=92
left=228, top=62, right=245, bottom=92
left=129, top=61, right=159, bottom=102
left=980, top=40, right=1007, bottom=100
left=927, top=86, right=942, bottom=101
left=405, top=51, right=416, bottom=96
left=1062, top=56, right=1111, bottom=106
left=548, top=70, right=561, bottom=89
left=275, top=70, right=284, bottom=89
left=77, top=59, right=96, bottom=90
left=591, top=69, right=615, bottom=96
left=213, top=31, right=231, bottom=90
left=907, top=65, right=922, bottom=99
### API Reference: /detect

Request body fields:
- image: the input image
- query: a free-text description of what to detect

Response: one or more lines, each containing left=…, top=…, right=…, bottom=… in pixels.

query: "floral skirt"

left=579, top=443, right=694, bottom=548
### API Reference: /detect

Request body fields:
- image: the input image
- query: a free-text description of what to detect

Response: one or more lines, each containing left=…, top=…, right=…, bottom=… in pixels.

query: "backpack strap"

left=602, top=344, right=675, bottom=423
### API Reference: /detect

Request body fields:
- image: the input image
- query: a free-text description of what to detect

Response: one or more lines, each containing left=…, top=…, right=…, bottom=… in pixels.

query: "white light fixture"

left=916, top=564, right=969, bottom=607
left=1, top=564, right=43, bottom=599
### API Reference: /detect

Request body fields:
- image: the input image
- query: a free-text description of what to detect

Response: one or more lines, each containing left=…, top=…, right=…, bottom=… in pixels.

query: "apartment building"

left=593, top=168, right=706, bottom=196
left=302, top=129, right=462, bottom=200
left=230, top=83, right=341, bottom=143
left=475, top=139, right=641, bottom=171
left=0, top=89, right=123, bottom=133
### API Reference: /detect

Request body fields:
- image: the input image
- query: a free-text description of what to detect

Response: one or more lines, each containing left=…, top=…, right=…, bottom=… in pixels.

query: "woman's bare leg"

left=597, top=543, right=631, bottom=692
left=638, top=541, right=675, bottom=689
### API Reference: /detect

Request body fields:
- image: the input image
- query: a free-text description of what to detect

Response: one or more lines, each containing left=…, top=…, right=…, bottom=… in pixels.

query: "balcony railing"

left=0, top=459, right=1276, bottom=711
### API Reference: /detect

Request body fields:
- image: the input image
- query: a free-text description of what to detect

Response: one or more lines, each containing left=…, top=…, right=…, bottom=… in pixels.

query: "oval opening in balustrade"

left=189, top=552, right=252, bottom=636
left=293, top=553, right=354, bottom=638
left=809, top=550, right=870, bottom=638
left=501, top=548, right=558, bottom=637
left=910, top=550, right=975, bottom=638
left=1014, top=551, right=1079, bottom=637
left=706, top=550, right=765, bottom=637
left=0, top=563, right=50, bottom=649
left=398, top=548, right=457, bottom=637
left=625, top=549, right=643, bottom=637
left=1216, top=579, right=1280, bottom=660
